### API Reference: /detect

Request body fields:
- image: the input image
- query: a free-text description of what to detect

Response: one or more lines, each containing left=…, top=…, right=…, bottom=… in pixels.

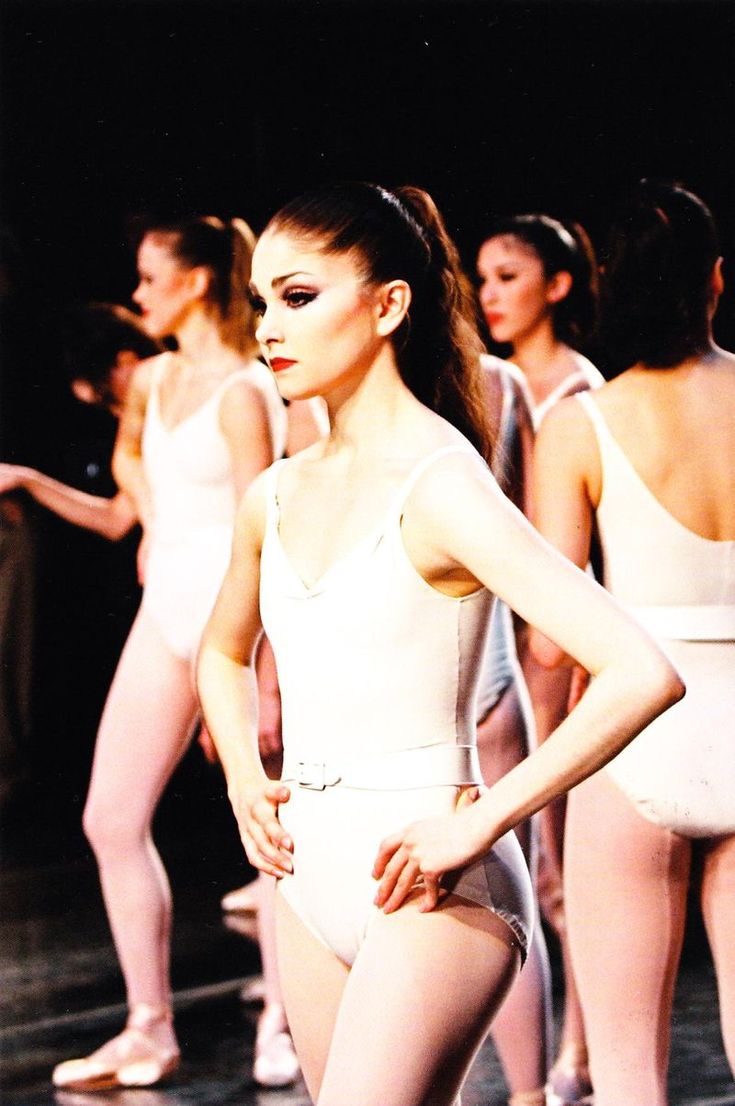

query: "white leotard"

left=260, top=445, right=534, bottom=966
left=141, top=353, right=287, bottom=661
left=578, top=392, right=735, bottom=836
left=531, top=355, right=604, bottom=430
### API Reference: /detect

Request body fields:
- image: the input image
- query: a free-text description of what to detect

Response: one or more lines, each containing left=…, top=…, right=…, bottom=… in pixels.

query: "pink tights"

left=565, top=769, right=735, bottom=1105
left=82, top=609, right=198, bottom=1011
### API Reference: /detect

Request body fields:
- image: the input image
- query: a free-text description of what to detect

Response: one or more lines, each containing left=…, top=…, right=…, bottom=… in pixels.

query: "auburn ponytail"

left=266, top=181, right=493, bottom=462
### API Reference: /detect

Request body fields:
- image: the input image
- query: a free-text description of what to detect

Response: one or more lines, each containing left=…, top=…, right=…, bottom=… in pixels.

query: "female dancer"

left=50, top=216, right=294, bottom=1090
left=475, top=357, right=553, bottom=1106
left=531, top=180, right=735, bottom=1104
left=477, top=214, right=603, bottom=1104
left=0, top=304, right=159, bottom=539
left=476, top=214, right=602, bottom=430
left=196, top=181, right=683, bottom=1106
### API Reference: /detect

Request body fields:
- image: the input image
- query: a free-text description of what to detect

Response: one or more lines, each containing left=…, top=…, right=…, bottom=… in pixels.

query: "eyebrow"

left=250, top=271, right=315, bottom=296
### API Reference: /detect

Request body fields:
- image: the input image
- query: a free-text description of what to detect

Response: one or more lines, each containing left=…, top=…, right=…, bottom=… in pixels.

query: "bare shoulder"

left=130, top=351, right=166, bottom=399
left=536, top=390, right=598, bottom=452
left=233, top=463, right=275, bottom=546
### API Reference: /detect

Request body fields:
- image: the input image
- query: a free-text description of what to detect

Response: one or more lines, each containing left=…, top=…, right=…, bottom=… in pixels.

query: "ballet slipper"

left=545, top=1046, right=594, bottom=1106
left=253, top=1002, right=300, bottom=1088
left=221, top=881, right=260, bottom=914
left=239, top=973, right=267, bottom=1005
left=52, top=1004, right=180, bottom=1091
left=508, top=1090, right=547, bottom=1106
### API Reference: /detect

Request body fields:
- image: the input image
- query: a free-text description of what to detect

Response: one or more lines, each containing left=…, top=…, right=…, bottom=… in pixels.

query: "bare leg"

left=700, top=833, right=735, bottom=1075
left=82, top=610, right=198, bottom=1016
left=275, top=890, right=349, bottom=1101
left=317, top=892, right=520, bottom=1106
left=478, top=684, right=551, bottom=1099
left=253, top=876, right=300, bottom=1086
left=565, top=770, right=690, bottom=1105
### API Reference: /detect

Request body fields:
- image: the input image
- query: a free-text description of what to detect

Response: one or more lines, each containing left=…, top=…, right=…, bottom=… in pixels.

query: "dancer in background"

left=197, top=180, right=682, bottom=1106
left=476, top=215, right=601, bottom=1104
left=0, top=304, right=160, bottom=540
left=476, top=356, right=552, bottom=1106
left=41, top=217, right=294, bottom=1091
left=531, top=180, right=735, bottom=1104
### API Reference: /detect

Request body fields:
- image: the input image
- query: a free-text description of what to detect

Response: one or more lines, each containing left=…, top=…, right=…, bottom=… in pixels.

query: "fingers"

left=372, top=832, right=402, bottom=879
left=240, top=784, right=293, bottom=879
left=420, top=874, right=441, bottom=913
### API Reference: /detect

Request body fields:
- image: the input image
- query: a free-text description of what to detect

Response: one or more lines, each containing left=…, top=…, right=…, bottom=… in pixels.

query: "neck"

left=323, top=349, right=419, bottom=458
left=174, top=308, right=232, bottom=370
left=512, top=322, right=575, bottom=401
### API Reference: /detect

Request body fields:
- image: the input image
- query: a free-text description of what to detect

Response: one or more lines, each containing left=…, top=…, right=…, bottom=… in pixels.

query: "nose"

left=478, top=280, right=496, bottom=308
left=132, top=283, right=144, bottom=306
left=255, top=308, right=282, bottom=347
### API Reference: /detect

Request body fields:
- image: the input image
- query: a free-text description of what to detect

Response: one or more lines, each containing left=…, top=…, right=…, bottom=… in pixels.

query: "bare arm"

left=111, top=357, right=156, bottom=530
left=196, top=474, right=292, bottom=877
left=0, top=463, right=137, bottom=540
left=374, top=452, right=683, bottom=911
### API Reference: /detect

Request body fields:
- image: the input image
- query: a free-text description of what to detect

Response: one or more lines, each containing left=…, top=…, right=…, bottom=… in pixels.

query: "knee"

left=82, top=796, right=145, bottom=858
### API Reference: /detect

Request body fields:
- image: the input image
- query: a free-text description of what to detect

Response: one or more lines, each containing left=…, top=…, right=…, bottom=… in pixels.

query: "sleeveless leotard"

left=531, top=355, right=604, bottom=430
left=578, top=392, right=735, bottom=836
left=142, top=353, right=287, bottom=661
left=260, top=445, right=534, bottom=967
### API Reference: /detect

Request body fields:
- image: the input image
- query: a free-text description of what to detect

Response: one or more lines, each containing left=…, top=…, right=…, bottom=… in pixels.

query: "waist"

left=281, top=742, right=482, bottom=791
left=630, top=603, right=735, bottom=642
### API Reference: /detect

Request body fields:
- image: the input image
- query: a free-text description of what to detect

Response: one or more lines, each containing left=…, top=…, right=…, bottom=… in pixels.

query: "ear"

left=711, top=256, right=725, bottom=299
left=186, top=265, right=212, bottom=302
left=545, top=269, right=573, bottom=305
left=70, top=378, right=96, bottom=405
left=375, top=280, right=412, bottom=338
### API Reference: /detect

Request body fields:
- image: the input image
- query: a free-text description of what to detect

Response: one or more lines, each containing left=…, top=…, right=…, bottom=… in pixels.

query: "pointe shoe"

left=221, top=881, right=260, bottom=914
left=545, top=1058, right=594, bottom=1106
left=253, top=1004, right=300, bottom=1088
left=52, top=1005, right=180, bottom=1091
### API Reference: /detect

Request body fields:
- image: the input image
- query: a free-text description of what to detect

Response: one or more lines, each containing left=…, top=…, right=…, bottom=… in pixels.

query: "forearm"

left=112, top=449, right=154, bottom=530
left=19, top=471, right=136, bottom=539
left=197, top=643, right=268, bottom=802
left=472, top=651, right=682, bottom=844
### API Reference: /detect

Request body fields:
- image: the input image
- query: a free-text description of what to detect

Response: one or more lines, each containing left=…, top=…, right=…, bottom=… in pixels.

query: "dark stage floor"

left=1, top=769, right=733, bottom=1106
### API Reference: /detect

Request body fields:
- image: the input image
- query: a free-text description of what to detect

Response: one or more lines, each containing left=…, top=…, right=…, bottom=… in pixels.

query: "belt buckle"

left=296, top=760, right=326, bottom=790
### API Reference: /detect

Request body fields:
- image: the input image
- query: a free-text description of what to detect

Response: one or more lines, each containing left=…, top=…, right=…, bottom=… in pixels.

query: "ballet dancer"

left=0, top=304, right=160, bottom=539
left=477, top=214, right=604, bottom=1104
left=531, top=180, right=735, bottom=1104
left=48, top=216, right=294, bottom=1091
left=196, top=181, right=683, bottom=1106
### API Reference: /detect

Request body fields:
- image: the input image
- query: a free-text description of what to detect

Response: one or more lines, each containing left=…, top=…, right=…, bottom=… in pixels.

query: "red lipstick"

left=270, top=358, right=297, bottom=373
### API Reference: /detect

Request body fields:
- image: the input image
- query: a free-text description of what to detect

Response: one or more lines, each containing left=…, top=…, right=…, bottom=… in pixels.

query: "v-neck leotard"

left=259, top=445, right=533, bottom=966
left=578, top=392, right=735, bottom=836
left=141, top=354, right=287, bottom=661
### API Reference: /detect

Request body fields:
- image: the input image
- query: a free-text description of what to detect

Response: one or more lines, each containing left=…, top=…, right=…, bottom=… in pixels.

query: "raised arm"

left=374, top=451, right=683, bottom=911
left=0, top=463, right=137, bottom=540
left=196, top=473, right=292, bottom=878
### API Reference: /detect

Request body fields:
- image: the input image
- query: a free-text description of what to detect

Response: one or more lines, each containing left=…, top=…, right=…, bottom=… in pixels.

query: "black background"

left=1, top=0, right=734, bottom=847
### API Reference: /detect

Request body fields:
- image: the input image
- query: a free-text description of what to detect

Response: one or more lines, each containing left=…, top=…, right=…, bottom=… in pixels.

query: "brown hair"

left=265, top=181, right=493, bottom=462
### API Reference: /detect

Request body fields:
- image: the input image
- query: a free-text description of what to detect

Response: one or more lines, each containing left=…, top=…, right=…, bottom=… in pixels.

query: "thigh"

left=86, top=609, right=198, bottom=825
left=701, top=833, right=735, bottom=1073
left=565, top=770, right=690, bottom=1097
left=318, top=891, right=521, bottom=1106
left=274, top=888, right=349, bottom=1103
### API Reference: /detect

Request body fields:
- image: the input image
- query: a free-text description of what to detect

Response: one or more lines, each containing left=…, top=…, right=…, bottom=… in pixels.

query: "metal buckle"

left=296, top=760, right=327, bottom=790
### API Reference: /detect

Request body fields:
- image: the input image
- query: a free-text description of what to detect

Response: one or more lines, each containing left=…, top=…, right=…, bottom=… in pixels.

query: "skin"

left=476, top=234, right=601, bottom=414
left=529, top=276, right=735, bottom=1103
left=196, top=226, right=683, bottom=1105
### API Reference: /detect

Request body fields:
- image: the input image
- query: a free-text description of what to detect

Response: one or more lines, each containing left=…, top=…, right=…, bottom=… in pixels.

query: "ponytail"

left=266, top=181, right=493, bottom=462
left=133, top=214, right=259, bottom=357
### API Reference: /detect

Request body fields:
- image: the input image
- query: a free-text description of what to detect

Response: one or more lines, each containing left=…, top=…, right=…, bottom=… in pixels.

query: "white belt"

left=631, top=604, right=735, bottom=642
left=281, top=743, right=482, bottom=791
